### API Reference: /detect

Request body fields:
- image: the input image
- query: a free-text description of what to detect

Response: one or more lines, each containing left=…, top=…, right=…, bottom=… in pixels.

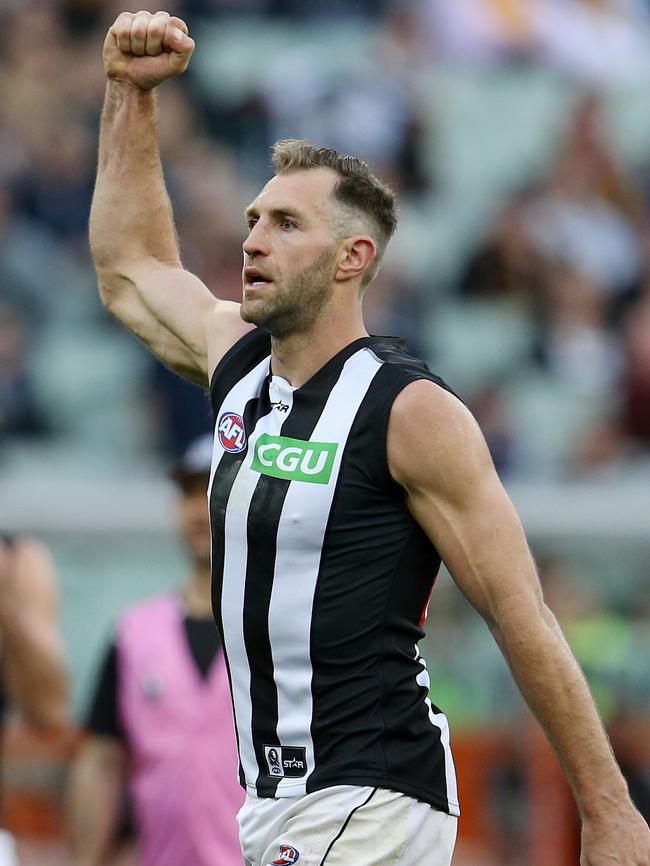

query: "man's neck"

left=182, top=565, right=213, bottom=618
left=270, top=309, right=367, bottom=388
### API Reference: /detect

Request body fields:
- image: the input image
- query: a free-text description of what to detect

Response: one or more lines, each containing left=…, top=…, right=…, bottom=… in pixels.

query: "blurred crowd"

left=1, top=3, right=650, bottom=863
left=1, top=0, right=650, bottom=480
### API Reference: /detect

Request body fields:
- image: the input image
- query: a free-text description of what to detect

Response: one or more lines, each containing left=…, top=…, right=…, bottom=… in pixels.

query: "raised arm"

left=388, top=380, right=650, bottom=866
left=0, top=537, right=69, bottom=730
left=91, top=11, right=252, bottom=386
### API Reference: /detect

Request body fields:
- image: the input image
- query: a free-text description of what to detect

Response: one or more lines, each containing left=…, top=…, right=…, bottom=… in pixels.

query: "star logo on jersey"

left=269, top=845, right=300, bottom=865
left=264, top=745, right=307, bottom=778
left=217, top=412, right=247, bottom=453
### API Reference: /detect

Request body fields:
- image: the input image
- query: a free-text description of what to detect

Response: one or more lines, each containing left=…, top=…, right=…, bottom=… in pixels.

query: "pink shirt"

left=117, top=594, right=244, bottom=866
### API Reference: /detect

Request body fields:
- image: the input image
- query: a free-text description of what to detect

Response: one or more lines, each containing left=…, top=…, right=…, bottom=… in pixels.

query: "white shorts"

left=238, top=785, right=458, bottom=866
left=0, top=831, right=17, bottom=866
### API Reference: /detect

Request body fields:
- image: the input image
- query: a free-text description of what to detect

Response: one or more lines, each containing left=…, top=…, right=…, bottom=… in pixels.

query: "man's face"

left=177, top=476, right=211, bottom=567
left=241, top=168, right=342, bottom=337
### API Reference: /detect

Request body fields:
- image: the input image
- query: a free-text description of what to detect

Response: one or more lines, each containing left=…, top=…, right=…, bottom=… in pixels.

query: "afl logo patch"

left=270, top=845, right=300, bottom=865
left=217, top=412, right=247, bottom=453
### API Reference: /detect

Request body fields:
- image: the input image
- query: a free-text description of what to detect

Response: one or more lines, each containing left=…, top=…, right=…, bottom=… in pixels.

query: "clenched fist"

left=104, top=10, right=195, bottom=91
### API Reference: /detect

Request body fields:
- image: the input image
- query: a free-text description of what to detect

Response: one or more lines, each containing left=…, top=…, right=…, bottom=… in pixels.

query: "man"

left=65, top=434, right=244, bottom=866
left=0, top=535, right=69, bottom=866
left=90, top=10, right=650, bottom=865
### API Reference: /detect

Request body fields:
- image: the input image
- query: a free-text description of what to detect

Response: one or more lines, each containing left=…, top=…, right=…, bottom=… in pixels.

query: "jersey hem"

left=245, top=775, right=460, bottom=817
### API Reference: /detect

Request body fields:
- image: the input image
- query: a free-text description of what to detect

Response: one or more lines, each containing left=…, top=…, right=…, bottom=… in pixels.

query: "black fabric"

left=86, top=642, right=122, bottom=738
left=183, top=616, right=221, bottom=680
left=85, top=615, right=221, bottom=740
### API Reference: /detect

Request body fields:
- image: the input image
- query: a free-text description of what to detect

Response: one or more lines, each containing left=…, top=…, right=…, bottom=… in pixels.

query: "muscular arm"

left=65, top=736, right=127, bottom=866
left=388, top=379, right=649, bottom=865
left=90, top=12, right=252, bottom=385
left=0, top=538, right=69, bottom=730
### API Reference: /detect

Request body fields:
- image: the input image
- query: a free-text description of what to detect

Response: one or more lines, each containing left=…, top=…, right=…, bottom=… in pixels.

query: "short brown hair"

left=271, top=139, right=398, bottom=287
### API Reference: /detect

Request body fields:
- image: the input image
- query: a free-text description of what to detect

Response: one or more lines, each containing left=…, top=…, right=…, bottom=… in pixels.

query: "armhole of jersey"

left=375, top=370, right=461, bottom=491
left=209, top=329, right=271, bottom=416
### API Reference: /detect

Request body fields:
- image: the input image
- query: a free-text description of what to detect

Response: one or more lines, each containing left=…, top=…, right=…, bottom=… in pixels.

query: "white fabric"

left=0, top=831, right=17, bottom=866
left=239, top=785, right=458, bottom=866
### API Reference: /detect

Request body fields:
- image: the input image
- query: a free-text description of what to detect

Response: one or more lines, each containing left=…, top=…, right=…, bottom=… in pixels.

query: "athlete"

left=0, top=535, right=69, bottom=866
left=91, top=10, right=650, bottom=866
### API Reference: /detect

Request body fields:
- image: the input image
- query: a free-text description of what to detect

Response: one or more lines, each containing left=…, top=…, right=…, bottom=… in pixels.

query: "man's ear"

left=334, top=237, right=377, bottom=283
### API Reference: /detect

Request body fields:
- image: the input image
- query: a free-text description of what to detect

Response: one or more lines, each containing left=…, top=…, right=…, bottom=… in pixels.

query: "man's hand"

left=103, top=10, right=195, bottom=91
left=0, top=536, right=69, bottom=729
left=581, top=806, right=650, bottom=865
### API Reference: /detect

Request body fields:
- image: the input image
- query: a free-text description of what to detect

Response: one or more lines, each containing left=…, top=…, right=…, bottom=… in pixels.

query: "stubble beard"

left=241, top=246, right=337, bottom=339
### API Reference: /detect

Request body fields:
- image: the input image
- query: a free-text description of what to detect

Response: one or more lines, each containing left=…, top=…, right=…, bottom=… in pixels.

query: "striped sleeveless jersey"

left=208, top=331, right=459, bottom=816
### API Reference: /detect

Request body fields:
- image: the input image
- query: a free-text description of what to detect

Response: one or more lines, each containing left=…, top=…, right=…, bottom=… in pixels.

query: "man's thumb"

left=168, top=28, right=195, bottom=67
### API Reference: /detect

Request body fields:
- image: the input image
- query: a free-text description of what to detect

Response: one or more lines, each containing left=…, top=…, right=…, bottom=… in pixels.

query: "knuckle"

left=168, top=16, right=189, bottom=34
left=131, top=18, right=148, bottom=39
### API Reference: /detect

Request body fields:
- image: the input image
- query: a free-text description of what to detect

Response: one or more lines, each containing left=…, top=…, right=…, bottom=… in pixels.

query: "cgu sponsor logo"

left=217, top=412, right=247, bottom=453
left=252, top=434, right=338, bottom=484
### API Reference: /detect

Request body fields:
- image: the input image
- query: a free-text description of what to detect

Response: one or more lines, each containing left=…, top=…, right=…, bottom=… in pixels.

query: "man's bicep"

left=388, top=380, right=543, bottom=626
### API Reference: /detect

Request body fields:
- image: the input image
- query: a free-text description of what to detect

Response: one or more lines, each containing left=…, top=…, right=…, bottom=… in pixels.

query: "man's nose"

left=243, top=221, right=270, bottom=258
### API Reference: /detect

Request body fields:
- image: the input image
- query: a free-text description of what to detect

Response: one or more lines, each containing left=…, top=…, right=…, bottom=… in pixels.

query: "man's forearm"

left=1, top=612, right=68, bottom=729
left=66, top=740, right=125, bottom=866
left=491, top=602, right=629, bottom=820
left=90, top=81, right=180, bottom=276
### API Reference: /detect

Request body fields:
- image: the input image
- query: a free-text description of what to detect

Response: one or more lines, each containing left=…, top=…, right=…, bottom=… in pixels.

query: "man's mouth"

left=244, top=267, right=273, bottom=287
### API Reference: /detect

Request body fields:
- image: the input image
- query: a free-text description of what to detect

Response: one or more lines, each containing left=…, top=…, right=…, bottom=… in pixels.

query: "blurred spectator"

left=536, top=263, right=622, bottom=396
left=418, top=0, right=536, bottom=65
left=0, top=533, right=69, bottom=865
left=150, top=361, right=213, bottom=459
left=419, top=0, right=650, bottom=82
left=0, top=304, right=49, bottom=440
left=66, top=436, right=243, bottom=866
left=620, top=288, right=650, bottom=447
left=524, top=150, right=642, bottom=299
left=459, top=193, right=546, bottom=308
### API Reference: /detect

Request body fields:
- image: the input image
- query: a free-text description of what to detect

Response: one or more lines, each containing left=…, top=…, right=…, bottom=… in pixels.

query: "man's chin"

left=240, top=299, right=265, bottom=325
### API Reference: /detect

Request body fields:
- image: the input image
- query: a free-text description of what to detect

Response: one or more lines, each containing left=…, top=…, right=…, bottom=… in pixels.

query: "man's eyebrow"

left=244, top=205, right=305, bottom=221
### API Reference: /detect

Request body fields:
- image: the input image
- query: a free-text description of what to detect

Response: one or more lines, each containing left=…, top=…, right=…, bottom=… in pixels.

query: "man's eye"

left=247, top=219, right=258, bottom=229
left=281, top=220, right=296, bottom=231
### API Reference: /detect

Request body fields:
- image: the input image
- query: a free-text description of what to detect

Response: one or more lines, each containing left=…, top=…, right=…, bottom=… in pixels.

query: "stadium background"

left=0, top=0, right=649, bottom=863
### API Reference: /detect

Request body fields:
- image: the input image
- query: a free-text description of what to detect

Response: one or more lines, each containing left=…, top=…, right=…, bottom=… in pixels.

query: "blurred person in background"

left=419, top=0, right=650, bottom=83
left=65, top=434, right=244, bottom=866
left=0, top=303, right=49, bottom=441
left=0, top=535, right=69, bottom=866
left=87, top=10, right=650, bottom=866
